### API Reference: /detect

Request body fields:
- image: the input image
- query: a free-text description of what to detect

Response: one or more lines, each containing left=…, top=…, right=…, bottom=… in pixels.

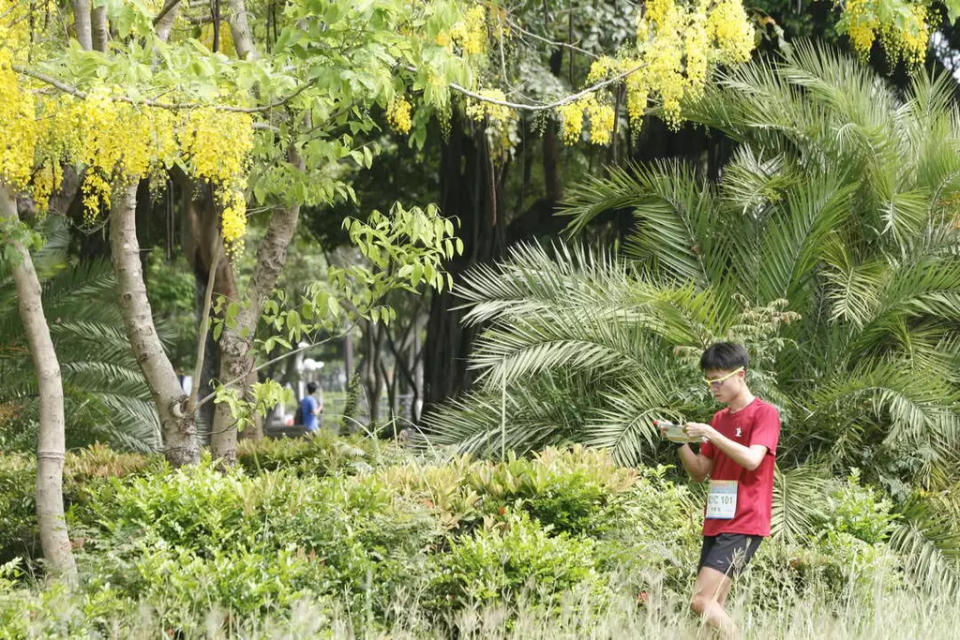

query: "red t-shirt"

left=700, top=398, right=781, bottom=537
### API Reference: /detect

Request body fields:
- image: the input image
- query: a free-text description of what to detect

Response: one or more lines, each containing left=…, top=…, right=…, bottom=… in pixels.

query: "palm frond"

left=754, top=173, right=855, bottom=306
left=889, top=492, right=960, bottom=594
left=457, top=242, right=631, bottom=327
left=771, top=464, right=831, bottom=543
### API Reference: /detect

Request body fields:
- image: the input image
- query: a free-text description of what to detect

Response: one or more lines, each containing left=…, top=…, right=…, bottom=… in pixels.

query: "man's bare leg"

left=690, top=566, right=737, bottom=639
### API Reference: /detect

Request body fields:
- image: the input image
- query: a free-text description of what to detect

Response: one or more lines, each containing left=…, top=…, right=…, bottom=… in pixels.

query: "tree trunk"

left=210, top=150, right=303, bottom=463
left=155, top=0, right=181, bottom=42
left=423, top=114, right=504, bottom=405
left=91, top=5, right=108, bottom=52
left=226, top=0, right=258, bottom=60
left=70, top=0, right=92, bottom=50
left=110, top=181, right=199, bottom=466
left=0, top=185, right=77, bottom=585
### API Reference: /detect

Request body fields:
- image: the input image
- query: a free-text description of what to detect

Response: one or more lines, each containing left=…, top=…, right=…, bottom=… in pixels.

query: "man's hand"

left=683, top=422, right=717, bottom=442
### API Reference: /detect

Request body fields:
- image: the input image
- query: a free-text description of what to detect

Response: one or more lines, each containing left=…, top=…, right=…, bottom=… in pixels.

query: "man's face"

left=703, top=367, right=745, bottom=403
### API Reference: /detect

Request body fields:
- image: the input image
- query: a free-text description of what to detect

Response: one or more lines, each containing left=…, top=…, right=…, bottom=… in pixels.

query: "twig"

left=196, top=328, right=354, bottom=409
left=506, top=19, right=597, bottom=59
left=185, top=238, right=221, bottom=416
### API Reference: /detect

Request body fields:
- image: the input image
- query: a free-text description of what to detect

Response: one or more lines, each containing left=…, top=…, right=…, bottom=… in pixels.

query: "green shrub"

left=72, top=458, right=253, bottom=554
left=0, top=455, right=36, bottom=563
left=427, top=511, right=607, bottom=614
left=70, top=457, right=441, bottom=628
left=265, top=475, right=441, bottom=615
left=466, top=447, right=637, bottom=536
left=64, top=444, right=155, bottom=486
left=379, top=447, right=642, bottom=537
left=0, top=569, right=135, bottom=640
left=132, top=545, right=323, bottom=632
left=812, top=470, right=897, bottom=544
left=593, top=466, right=702, bottom=595
left=235, top=430, right=379, bottom=476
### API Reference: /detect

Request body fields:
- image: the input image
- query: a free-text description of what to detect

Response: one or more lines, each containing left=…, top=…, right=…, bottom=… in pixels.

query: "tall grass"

left=6, top=572, right=954, bottom=639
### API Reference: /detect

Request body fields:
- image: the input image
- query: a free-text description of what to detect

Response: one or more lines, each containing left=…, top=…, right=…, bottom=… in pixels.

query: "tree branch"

left=12, top=64, right=314, bottom=113
left=404, top=62, right=646, bottom=112
left=153, top=0, right=182, bottom=25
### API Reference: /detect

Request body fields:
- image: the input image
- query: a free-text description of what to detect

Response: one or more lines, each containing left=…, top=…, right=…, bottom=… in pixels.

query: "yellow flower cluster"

left=706, top=0, right=754, bottom=64
left=220, top=189, right=247, bottom=258
left=623, top=59, right=649, bottom=126
left=557, top=98, right=617, bottom=147
left=44, top=92, right=179, bottom=220
left=0, top=1, right=31, bottom=55
left=645, top=0, right=677, bottom=26
left=842, top=0, right=930, bottom=65
left=558, top=100, right=585, bottom=145
left=0, top=3, right=45, bottom=192
left=448, top=6, right=488, bottom=56
left=387, top=97, right=413, bottom=134
left=586, top=56, right=620, bottom=84
left=585, top=99, right=615, bottom=146
left=0, top=49, right=39, bottom=191
left=558, top=0, right=757, bottom=138
left=177, top=108, right=253, bottom=255
left=0, top=5, right=254, bottom=255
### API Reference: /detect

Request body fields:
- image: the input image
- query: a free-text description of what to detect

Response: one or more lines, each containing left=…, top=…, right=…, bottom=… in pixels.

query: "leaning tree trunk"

left=210, top=151, right=303, bottom=462
left=0, top=185, right=77, bottom=584
left=110, top=181, right=199, bottom=466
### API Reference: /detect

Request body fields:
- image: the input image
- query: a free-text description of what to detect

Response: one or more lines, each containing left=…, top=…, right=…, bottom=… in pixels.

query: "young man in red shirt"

left=673, top=342, right=781, bottom=638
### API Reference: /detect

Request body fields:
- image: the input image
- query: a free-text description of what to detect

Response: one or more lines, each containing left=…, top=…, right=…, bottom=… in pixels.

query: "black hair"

left=699, top=342, right=749, bottom=371
left=306, top=381, right=318, bottom=394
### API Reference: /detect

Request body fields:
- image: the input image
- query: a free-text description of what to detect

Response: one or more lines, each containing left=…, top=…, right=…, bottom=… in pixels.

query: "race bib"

left=706, top=480, right=738, bottom=519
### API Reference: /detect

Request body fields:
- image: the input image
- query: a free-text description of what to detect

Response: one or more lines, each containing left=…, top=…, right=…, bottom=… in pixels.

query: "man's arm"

left=684, top=422, right=767, bottom=471
left=677, top=443, right=714, bottom=483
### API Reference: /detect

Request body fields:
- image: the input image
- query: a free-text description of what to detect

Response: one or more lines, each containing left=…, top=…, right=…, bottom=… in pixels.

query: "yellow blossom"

left=585, top=99, right=615, bottom=146
left=387, top=97, right=413, bottom=134
left=587, top=57, right=620, bottom=84
left=449, top=6, right=488, bottom=56
left=558, top=101, right=585, bottom=145
left=707, top=0, right=754, bottom=64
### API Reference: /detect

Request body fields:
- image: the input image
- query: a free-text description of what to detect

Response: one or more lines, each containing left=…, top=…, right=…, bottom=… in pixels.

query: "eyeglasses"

left=703, top=367, right=744, bottom=388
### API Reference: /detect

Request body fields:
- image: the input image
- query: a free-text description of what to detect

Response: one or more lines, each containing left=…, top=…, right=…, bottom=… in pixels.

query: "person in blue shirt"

left=300, top=382, right=323, bottom=432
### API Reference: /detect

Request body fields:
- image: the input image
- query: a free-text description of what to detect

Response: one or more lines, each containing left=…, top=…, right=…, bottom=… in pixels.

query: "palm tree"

left=1, top=217, right=162, bottom=453
left=423, top=42, right=960, bottom=589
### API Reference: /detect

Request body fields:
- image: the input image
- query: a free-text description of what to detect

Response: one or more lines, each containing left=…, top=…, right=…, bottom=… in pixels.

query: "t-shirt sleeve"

left=750, top=404, right=781, bottom=454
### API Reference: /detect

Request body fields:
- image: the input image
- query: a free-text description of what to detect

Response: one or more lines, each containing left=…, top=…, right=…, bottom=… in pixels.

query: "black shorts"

left=698, top=534, right=763, bottom=577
